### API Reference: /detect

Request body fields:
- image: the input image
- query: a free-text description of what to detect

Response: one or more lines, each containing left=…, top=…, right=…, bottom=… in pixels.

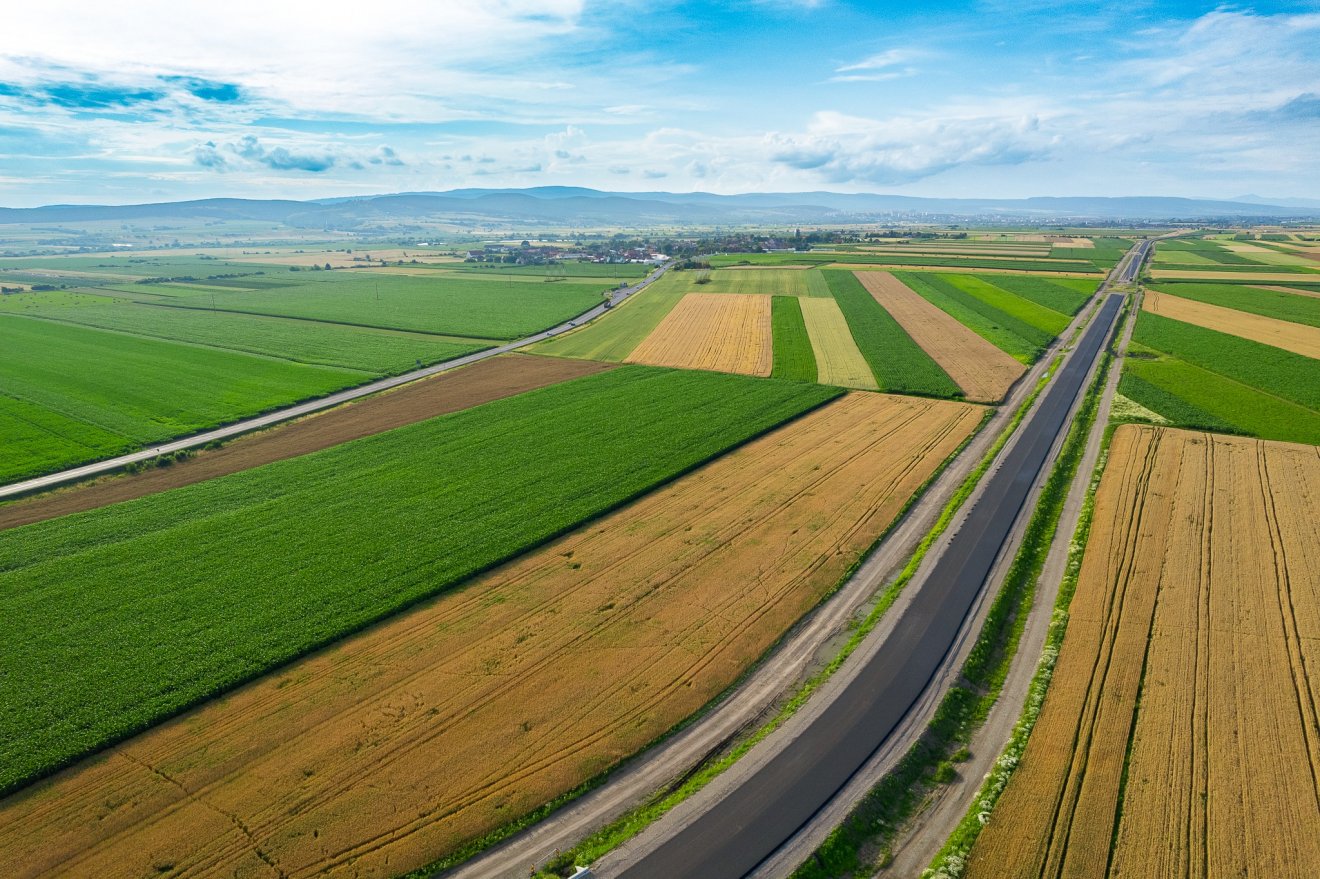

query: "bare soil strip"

left=0, top=392, right=980, bottom=879
left=855, top=270, right=1026, bottom=403
left=799, top=297, right=878, bottom=389
left=1144, top=288, right=1320, bottom=358
left=0, top=354, right=611, bottom=532
left=967, top=425, right=1320, bottom=877
left=626, top=293, right=773, bottom=376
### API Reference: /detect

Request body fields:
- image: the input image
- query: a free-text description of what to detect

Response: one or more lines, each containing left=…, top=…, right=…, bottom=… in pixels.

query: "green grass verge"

left=823, top=270, right=961, bottom=397
left=794, top=308, right=1116, bottom=879
left=894, top=272, right=1051, bottom=363
left=0, top=366, right=841, bottom=796
left=772, top=295, right=818, bottom=382
left=924, top=423, right=1119, bottom=879
left=530, top=275, right=685, bottom=361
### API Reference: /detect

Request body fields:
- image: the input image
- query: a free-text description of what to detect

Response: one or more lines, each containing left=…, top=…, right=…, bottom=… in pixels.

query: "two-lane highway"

left=614, top=282, right=1129, bottom=879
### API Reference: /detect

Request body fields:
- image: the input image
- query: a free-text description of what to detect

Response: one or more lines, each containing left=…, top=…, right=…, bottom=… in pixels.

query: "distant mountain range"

left=3, top=187, right=1319, bottom=227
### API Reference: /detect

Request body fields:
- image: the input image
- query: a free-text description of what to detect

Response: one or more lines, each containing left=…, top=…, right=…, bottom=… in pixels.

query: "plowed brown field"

left=967, top=425, right=1320, bottom=879
left=1144, top=288, right=1320, bottom=358
left=0, top=354, right=611, bottom=532
left=0, top=392, right=981, bottom=879
left=626, top=292, right=772, bottom=376
left=854, top=271, right=1025, bottom=402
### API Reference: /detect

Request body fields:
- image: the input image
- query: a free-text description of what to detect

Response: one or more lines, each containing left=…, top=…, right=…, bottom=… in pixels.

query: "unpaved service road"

left=0, top=354, right=611, bottom=532
left=0, top=392, right=979, bottom=879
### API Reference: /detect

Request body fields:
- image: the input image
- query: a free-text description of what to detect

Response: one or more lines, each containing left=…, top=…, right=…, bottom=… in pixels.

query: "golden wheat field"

left=1143, top=288, right=1320, bottom=358
left=626, top=292, right=773, bottom=376
left=967, top=425, right=1320, bottom=879
left=799, top=296, right=877, bottom=389
left=0, top=392, right=981, bottom=879
left=854, top=270, right=1025, bottom=402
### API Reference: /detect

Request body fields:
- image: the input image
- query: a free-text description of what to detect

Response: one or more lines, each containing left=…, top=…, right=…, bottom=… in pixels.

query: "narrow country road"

left=606, top=245, right=1143, bottom=879
left=0, top=262, right=668, bottom=502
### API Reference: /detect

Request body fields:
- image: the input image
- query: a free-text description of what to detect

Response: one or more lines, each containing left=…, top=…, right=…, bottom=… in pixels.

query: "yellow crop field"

left=0, top=393, right=981, bottom=879
left=1143, top=288, right=1320, bottom=358
left=855, top=271, right=1025, bottom=402
left=967, top=425, right=1320, bottom=878
left=627, top=292, right=773, bottom=376
left=799, top=297, right=878, bottom=389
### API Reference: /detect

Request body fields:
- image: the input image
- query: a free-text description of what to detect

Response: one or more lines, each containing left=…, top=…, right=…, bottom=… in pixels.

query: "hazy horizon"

left=2, top=1, right=1317, bottom=208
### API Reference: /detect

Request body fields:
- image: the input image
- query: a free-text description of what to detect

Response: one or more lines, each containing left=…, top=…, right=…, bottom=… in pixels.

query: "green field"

left=0, top=315, right=359, bottom=483
left=823, top=270, right=960, bottom=397
left=938, top=275, right=1072, bottom=336
left=708, top=252, right=1101, bottom=274
left=984, top=275, right=1093, bottom=315
left=664, top=267, right=828, bottom=297
left=530, top=274, right=686, bottom=361
left=1117, top=312, right=1320, bottom=444
left=0, top=291, right=486, bottom=374
left=893, top=272, right=1053, bottom=363
left=1154, top=282, right=1320, bottom=328
left=0, top=366, right=841, bottom=794
left=147, top=271, right=610, bottom=339
left=771, top=295, right=817, bottom=382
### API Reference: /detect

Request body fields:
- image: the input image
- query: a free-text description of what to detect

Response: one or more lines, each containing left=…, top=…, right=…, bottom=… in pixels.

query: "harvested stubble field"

left=799, top=296, right=877, bottom=389
left=1143, top=288, right=1320, bottom=359
left=855, top=271, right=1026, bottom=402
left=0, top=354, right=609, bottom=532
left=967, top=425, right=1320, bottom=878
left=0, top=392, right=981, bottom=879
left=627, top=292, right=773, bottom=376
left=530, top=275, right=686, bottom=362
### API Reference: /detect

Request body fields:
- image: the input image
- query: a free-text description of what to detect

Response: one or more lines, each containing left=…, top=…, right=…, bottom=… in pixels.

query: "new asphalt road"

left=616, top=289, right=1127, bottom=879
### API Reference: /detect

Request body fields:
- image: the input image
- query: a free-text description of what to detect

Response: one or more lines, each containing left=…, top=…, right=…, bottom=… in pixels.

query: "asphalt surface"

left=616, top=290, right=1127, bottom=879
left=0, top=263, right=667, bottom=502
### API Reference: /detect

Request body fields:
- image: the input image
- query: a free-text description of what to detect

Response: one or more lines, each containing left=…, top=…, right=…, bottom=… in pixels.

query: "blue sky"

left=1, top=1, right=1317, bottom=206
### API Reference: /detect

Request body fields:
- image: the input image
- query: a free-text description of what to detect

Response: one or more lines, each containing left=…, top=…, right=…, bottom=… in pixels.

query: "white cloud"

left=766, top=110, right=1062, bottom=185
left=1, top=1, right=586, bottom=121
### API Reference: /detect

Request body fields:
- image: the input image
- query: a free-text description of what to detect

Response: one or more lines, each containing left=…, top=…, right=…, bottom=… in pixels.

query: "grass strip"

left=771, top=295, right=818, bottom=382
left=792, top=306, right=1117, bottom=879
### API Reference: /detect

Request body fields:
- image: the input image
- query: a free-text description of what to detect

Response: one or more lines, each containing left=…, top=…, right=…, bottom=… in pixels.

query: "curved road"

left=0, top=262, right=668, bottom=502
left=611, top=254, right=1136, bottom=879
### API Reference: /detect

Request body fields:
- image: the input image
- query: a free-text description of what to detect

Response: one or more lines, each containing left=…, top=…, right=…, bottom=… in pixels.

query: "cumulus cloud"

left=767, top=111, right=1060, bottom=185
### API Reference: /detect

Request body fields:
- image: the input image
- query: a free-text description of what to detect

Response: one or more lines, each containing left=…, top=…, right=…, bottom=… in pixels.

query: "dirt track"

left=0, top=354, right=611, bottom=532
left=0, top=392, right=979, bottom=879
